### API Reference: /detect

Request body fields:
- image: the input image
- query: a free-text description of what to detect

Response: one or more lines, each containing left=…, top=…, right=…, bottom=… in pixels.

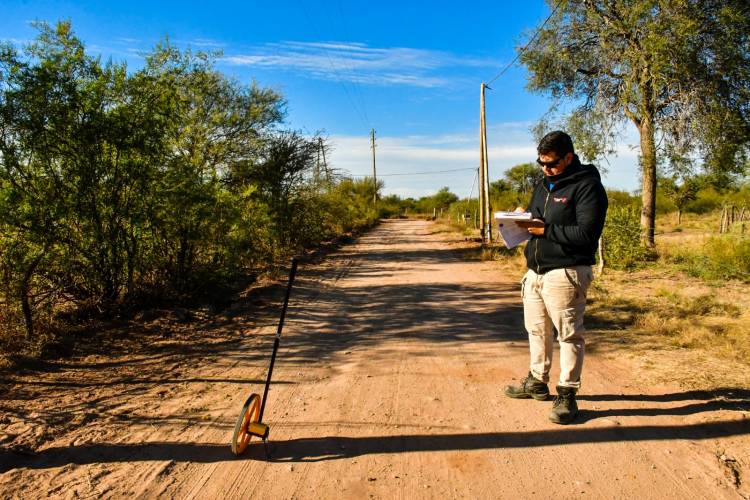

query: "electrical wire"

left=333, top=0, right=371, bottom=127
left=468, top=168, right=479, bottom=200
left=486, top=0, right=563, bottom=86
left=346, top=167, right=477, bottom=178
left=295, top=0, right=371, bottom=129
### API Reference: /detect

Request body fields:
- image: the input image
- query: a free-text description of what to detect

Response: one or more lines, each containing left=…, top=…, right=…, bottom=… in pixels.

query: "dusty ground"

left=1, top=219, right=749, bottom=499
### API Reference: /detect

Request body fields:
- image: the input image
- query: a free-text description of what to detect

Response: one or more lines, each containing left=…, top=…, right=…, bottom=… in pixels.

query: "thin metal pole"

left=258, top=258, right=298, bottom=422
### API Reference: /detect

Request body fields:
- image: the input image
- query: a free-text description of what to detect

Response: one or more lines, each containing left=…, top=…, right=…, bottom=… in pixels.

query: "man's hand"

left=515, top=218, right=545, bottom=236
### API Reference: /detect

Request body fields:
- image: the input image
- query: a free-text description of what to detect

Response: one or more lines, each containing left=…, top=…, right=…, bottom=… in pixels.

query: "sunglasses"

left=536, top=157, right=563, bottom=168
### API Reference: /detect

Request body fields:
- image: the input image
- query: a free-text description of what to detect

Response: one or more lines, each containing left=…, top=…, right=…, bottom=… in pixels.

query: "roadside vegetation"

left=0, top=22, right=383, bottom=361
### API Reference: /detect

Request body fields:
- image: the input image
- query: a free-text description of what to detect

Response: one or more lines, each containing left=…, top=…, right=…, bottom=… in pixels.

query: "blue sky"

left=1, top=0, right=642, bottom=198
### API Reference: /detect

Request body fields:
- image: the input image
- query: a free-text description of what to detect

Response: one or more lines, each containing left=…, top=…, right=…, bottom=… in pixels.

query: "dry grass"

left=656, top=209, right=723, bottom=235
left=587, top=269, right=750, bottom=389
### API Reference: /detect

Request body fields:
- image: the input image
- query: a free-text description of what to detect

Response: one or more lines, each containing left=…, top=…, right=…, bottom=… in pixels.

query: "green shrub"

left=602, top=206, right=653, bottom=269
left=684, top=187, right=724, bottom=214
left=726, top=183, right=750, bottom=207
left=491, top=191, right=529, bottom=213
left=668, top=235, right=750, bottom=282
left=608, top=189, right=640, bottom=209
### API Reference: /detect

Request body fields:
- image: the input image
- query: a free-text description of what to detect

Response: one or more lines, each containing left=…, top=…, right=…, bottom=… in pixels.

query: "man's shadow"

left=572, top=387, right=750, bottom=424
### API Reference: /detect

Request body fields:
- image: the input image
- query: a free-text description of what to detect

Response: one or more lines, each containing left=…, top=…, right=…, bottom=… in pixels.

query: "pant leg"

left=540, top=266, right=592, bottom=389
left=522, top=269, right=554, bottom=383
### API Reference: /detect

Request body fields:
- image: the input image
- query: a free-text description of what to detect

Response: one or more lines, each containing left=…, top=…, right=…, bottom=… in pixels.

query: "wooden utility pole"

left=479, top=103, right=486, bottom=240
left=479, top=83, right=492, bottom=243
left=315, top=145, right=321, bottom=182
left=319, top=137, right=330, bottom=184
left=370, top=128, right=377, bottom=204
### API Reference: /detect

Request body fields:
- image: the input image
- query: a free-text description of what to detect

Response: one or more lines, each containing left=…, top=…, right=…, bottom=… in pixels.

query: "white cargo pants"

left=521, top=266, right=593, bottom=389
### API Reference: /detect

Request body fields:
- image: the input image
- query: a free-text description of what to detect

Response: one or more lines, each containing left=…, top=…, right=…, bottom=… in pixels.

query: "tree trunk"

left=677, top=209, right=682, bottom=226
left=20, top=253, right=45, bottom=339
left=639, top=111, right=657, bottom=248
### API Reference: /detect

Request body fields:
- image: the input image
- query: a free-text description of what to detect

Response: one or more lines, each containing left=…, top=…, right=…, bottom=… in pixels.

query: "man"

left=504, top=130, right=608, bottom=424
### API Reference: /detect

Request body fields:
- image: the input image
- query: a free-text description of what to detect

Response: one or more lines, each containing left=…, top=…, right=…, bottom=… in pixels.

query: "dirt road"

left=2, top=219, right=748, bottom=499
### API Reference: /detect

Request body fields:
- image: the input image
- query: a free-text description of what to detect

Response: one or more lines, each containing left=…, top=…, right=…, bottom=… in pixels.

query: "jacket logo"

left=553, top=196, right=568, bottom=203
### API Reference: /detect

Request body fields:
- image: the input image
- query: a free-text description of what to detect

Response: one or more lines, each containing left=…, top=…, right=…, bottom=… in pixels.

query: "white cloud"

left=328, top=123, right=643, bottom=198
left=2, top=37, right=31, bottom=46
left=115, top=37, right=139, bottom=44
left=191, top=38, right=225, bottom=48
left=222, top=41, right=491, bottom=88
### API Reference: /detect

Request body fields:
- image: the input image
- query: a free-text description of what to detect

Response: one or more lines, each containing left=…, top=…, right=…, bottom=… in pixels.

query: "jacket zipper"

left=534, top=188, right=551, bottom=274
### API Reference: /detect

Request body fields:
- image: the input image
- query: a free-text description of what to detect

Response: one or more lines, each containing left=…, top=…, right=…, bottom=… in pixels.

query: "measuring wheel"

left=231, top=393, right=262, bottom=456
left=229, top=258, right=298, bottom=458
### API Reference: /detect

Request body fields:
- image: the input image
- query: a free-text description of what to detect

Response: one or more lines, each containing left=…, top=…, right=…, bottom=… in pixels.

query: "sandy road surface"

left=2, top=219, right=749, bottom=499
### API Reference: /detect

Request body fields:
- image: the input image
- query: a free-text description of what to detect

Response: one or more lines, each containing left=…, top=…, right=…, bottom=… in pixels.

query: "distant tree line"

left=0, top=22, right=381, bottom=352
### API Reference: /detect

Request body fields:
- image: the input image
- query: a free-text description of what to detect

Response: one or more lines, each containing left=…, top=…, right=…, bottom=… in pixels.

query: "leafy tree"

left=489, top=178, right=512, bottom=199
left=0, top=21, right=388, bottom=354
left=415, top=187, right=458, bottom=213
left=140, top=43, right=284, bottom=289
left=432, top=187, right=459, bottom=210
left=504, top=163, right=543, bottom=195
left=661, top=175, right=699, bottom=225
left=245, top=130, right=319, bottom=255
left=0, top=21, right=170, bottom=332
left=520, top=0, right=750, bottom=247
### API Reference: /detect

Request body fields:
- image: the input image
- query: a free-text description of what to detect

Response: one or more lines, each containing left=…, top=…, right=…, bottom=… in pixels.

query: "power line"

left=468, top=167, right=479, bottom=200
left=295, top=0, right=371, bottom=129
left=347, top=167, right=477, bottom=178
left=333, top=0, right=371, bottom=126
left=486, top=1, right=562, bottom=86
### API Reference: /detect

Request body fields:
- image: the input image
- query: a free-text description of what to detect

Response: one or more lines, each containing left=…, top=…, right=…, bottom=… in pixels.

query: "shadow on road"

left=572, top=388, right=750, bottom=423
left=4, top=221, right=746, bottom=472
left=4, top=417, right=748, bottom=470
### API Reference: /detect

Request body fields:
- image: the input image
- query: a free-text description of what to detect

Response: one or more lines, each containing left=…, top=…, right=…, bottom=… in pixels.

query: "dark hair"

left=537, top=130, right=574, bottom=158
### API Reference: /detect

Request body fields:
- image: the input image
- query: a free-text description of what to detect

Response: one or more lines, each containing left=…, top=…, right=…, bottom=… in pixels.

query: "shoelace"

left=553, top=393, right=573, bottom=407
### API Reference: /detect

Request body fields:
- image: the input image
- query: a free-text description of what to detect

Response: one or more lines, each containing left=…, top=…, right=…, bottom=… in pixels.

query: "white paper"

left=494, top=211, right=533, bottom=249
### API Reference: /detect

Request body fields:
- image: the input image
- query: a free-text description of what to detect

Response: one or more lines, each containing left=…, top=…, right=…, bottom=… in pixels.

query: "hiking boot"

left=549, top=386, right=578, bottom=424
left=504, top=372, right=549, bottom=401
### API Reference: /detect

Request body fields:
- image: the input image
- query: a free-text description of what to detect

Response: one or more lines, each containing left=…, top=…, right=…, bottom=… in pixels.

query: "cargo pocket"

left=563, top=267, right=587, bottom=300
left=520, top=273, right=528, bottom=299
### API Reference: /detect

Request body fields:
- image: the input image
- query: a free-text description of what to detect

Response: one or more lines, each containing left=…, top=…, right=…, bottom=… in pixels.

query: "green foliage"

left=504, top=163, right=542, bottom=195
left=447, top=199, right=479, bottom=225
left=415, top=187, right=458, bottom=213
left=0, top=22, right=383, bottom=354
left=602, top=206, right=653, bottom=269
left=322, top=177, right=380, bottom=234
left=607, top=189, right=640, bottom=209
left=683, top=187, right=726, bottom=214
left=668, top=235, right=750, bottom=282
left=661, top=176, right=699, bottom=223
left=378, top=194, right=406, bottom=218
left=726, top=182, right=750, bottom=207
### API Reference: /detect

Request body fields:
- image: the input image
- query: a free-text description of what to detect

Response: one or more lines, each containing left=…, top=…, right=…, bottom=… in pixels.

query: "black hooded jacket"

left=524, top=155, right=608, bottom=273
